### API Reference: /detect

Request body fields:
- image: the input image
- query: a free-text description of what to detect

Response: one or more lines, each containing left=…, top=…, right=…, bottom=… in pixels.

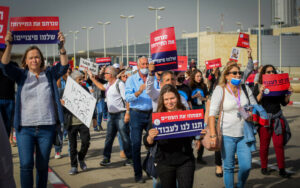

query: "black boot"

left=261, top=168, right=270, bottom=175
left=279, top=168, right=291, bottom=178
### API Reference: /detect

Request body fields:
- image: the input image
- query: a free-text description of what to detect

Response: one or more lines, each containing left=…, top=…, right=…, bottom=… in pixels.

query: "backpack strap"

left=115, top=79, right=126, bottom=108
left=241, top=84, right=250, bottom=104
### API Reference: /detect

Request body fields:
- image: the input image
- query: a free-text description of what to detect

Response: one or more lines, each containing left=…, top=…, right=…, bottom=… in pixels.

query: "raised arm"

left=58, top=32, right=68, bottom=66
left=1, top=31, right=13, bottom=64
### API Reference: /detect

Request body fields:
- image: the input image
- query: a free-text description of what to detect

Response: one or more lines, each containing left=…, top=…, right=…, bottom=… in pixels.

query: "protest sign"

left=150, top=27, right=178, bottom=71
left=79, top=58, right=99, bottom=75
left=96, top=57, right=111, bottom=66
left=262, top=73, right=290, bottom=96
left=152, top=109, right=205, bottom=140
left=236, top=32, right=249, bottom=48
left=62, top=76, right=96, bottom=127
left=173, top=56, right=187, bottom=71
left=205, top=58, right=222, bottom=70
left=229, top=47, right=240, bottom=62
left=129, top=61, right=137, bottom=66
left=245, top=73, right=256, bottom=85
left=10, top=16, right=59, bottom=44
left=0, top=6, right=9, bottom=48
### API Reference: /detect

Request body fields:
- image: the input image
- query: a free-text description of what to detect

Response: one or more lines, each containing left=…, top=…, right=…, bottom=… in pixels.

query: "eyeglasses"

left=228, top=71, right=242, bottom=75
left=104, top=72, right=111, bottom=75
left=266, top=70, right=276, bottom=74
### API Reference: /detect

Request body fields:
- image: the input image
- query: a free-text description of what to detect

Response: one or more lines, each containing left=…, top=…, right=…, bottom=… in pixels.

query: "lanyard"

left=227, top=84, right=240, bottom=107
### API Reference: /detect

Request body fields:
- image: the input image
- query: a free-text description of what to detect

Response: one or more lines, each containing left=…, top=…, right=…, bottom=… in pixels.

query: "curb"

left=288, top=101, right=300, bottom=105
left=48, top=168, right=69, bottom=188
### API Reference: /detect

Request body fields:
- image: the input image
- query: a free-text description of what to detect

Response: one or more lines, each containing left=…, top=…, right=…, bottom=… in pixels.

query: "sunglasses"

left=104, top=72, right=111, bottom=75
left=266, top=70, right=276, bottom=74
left=228, top=71, right=242, bottom=75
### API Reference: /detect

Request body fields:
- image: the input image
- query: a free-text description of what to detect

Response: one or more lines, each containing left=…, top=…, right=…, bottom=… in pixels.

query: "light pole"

left=275, top=17, right=283, bottom=72
left=82, top=26, right=94, bottom=59
left=148, top=6, right=165, bottom=30
left=258, top=0, right=262, bottom=66
left=146, top=36, right=150, bottom=58
left=69, top=30, right=79, bottom=67
left=120, top=15, right=134, bottom=65
left=98, top=21, right=111, bottom=57
left=132, top=39, right=136, bottom=62
left=182, top=30, right=189, bottom=61
left=236, top=22, right=243, bottom=32
left=197, top=0, right=200, bottom=68
left=119, top=40, right=124, bottom=64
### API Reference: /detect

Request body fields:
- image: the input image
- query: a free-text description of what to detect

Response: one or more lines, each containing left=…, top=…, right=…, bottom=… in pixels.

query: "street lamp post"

left=148, top=6, right=165, bottom=30
left=236, top=22, right=243, bottom=32
left=182, top=30, right=189, bottom=61
left=98, top=21, right=111, bottom=57
left=258, top=0, right=262, bottom=66
left=133, top=39, right=136, bottom=62
left=82, top=26, right=94, bottom=59
left=69, top=30, right=79, bottom=67
left=120, top=15, right=134, bottom=65
left=119, top=40, right=124, bottom=64
left=275, top=17, right=283, bottom=72
left=146, top=36, right=150, bottom=58
left=197, top=0, right=200, bottom=68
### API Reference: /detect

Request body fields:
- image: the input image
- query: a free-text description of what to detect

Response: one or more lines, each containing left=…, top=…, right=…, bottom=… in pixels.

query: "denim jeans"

left=129, top=109, right=151, bottom=179
left=96, top=99, right=104, bottom=126
left=221, top=135, right=252, bottom=188
left=118, top=132, right=124, bottom=151
left=0, top=99, right=14, bottom=136
left=16, top=125, right=55, bottom=188
left=103, top=112, right=132, bottom=160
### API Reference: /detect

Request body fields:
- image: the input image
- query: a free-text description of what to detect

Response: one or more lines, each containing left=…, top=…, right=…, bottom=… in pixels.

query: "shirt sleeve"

left=51, top=62, right=69, bottom=80
left=146, top=75, right=160, bottom=101
left=209, top=86, right=224, bottom=117
left=125, top=76, right=138, bottom=102
left=0, top=61, right=23, bottom=83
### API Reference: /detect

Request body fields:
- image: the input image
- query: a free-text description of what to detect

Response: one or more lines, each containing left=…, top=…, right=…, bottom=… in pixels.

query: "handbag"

left=201, top=87, right=225, bottom=151
left=53, top=123, right=63, bottom=147
left=142, top=144, right=158, bottom=178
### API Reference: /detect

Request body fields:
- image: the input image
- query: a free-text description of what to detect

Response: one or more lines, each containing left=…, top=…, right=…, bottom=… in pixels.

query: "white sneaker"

left=55, top=152, right=62, bottom=159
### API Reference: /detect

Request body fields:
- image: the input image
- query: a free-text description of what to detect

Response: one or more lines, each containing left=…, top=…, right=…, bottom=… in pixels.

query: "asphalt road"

left=12, top=104, right=300, bottom=188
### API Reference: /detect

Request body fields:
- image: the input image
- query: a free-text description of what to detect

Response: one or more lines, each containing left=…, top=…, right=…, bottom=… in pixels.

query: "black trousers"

left=68, top=124, right=90, bottom=167
left=156, top=159, right=195, bottom=188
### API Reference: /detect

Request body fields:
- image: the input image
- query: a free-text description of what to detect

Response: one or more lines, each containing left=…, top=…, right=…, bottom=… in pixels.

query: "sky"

left=2, top=0, right=300, bottom=54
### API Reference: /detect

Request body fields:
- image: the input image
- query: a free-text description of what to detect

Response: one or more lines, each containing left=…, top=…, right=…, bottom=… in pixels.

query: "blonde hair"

left=218, top=63, right=240, bottom=87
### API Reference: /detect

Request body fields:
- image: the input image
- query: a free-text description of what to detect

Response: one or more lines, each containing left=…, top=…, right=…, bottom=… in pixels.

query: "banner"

left=10, top=16, right=59, bottom=44
left=152, top=109, right=205, bottom=140
left=62, top=77, right=96, bottom=127
left=173, top=56, right=187, bottom=71
left=229, top=47, right=240, bottom=62
left=236, top=32, right=249, bottom=48
left=96, top=57, right=111, bottom=66
left=0, top=6, right=9, bottom=48
left=79, top=58, right=99, bottom=75
left=263, top=73, right=290, bottom=96
left=129, top=61, right=137, bottom=66
left=150, top=27, right=178, bottom=71
left=205, top=58, right=222, bottom=70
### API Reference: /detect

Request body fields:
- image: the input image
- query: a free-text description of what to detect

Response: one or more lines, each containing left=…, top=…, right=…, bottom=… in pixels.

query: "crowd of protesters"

left=0, top=30, right=294, bottom=188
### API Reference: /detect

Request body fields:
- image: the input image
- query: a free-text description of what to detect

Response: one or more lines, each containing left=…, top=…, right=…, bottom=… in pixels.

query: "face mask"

left=177, top=77, right=185, bottom=83
left=231, top=78, right=241, bottom=86
left=140, top=68, right=149, bottom=75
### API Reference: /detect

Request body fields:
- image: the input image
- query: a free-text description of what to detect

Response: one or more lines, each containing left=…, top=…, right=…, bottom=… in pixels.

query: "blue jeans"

left=16, top=125, right=55, bottom=188
left=103, top=101, right=108, bottom=120
left=0, top=99, right=14, bottom=136
left=96, top=99, right=104, bottom=126
left=103, top=112, right=132, bottom=159
left=118, top=132, right=124, bottom=151
left=222, top=135, right=252, bottom=188
left=129, top=109, right=152, bottom=179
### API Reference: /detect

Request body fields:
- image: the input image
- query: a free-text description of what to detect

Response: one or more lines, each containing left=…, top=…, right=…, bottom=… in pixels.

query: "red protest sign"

left=205, top=58, right=222, bottom=70
left=173, top=56, right=187, bottom=71
left=96, top=57, right=111, bottom=66
left=245, top=73, right=256, bottom=84
left=262, top=73, right=290, bottom=96
left=236, top=33, right=249, bottom=48
left=10, top=16, right=59, bottom=44
left=150, top=27, right=178, bottom=71
left=129, top=61, right=137, bottom=66
left=0, top=6, right=10, bottom=47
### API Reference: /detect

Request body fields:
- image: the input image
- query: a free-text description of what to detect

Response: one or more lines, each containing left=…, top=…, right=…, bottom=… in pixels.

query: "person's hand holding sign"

left=148, top=61, right=155, bottom=76
left=247, top=47, right=252, bottom=59
left=147, top=128, right=159, bottom=145
left=5, top=31, right=13, bottom=45
left=256, top=84, right=265, bottom=102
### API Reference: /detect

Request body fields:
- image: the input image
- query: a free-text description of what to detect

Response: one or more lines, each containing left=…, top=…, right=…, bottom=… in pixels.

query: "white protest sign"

left=230, top=47, right=240, bottom=61
left=62, top=76, right=96, bottom=127
left=79, top=58, right=99, bottom=75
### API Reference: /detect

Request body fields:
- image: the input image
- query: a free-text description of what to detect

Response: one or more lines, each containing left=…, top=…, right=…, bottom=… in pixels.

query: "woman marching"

left=209, top=63, right=257, bottom=188
left=144, top=84, right=196, bottom=188
left=253, top=65, right=292, bottom=178
left=0, top=31, right=69, bottom=188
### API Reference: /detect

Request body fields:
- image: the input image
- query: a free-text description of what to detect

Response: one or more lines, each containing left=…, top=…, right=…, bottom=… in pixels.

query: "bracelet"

left=210, top=135, right=217, bottom=138
left=60, top=50, right=67, bottom=55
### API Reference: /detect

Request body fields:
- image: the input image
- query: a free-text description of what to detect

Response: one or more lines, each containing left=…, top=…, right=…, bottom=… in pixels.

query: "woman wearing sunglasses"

left=209, top=63, right=257, bottom=188
left=253, top=65, right=292, bottom=178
